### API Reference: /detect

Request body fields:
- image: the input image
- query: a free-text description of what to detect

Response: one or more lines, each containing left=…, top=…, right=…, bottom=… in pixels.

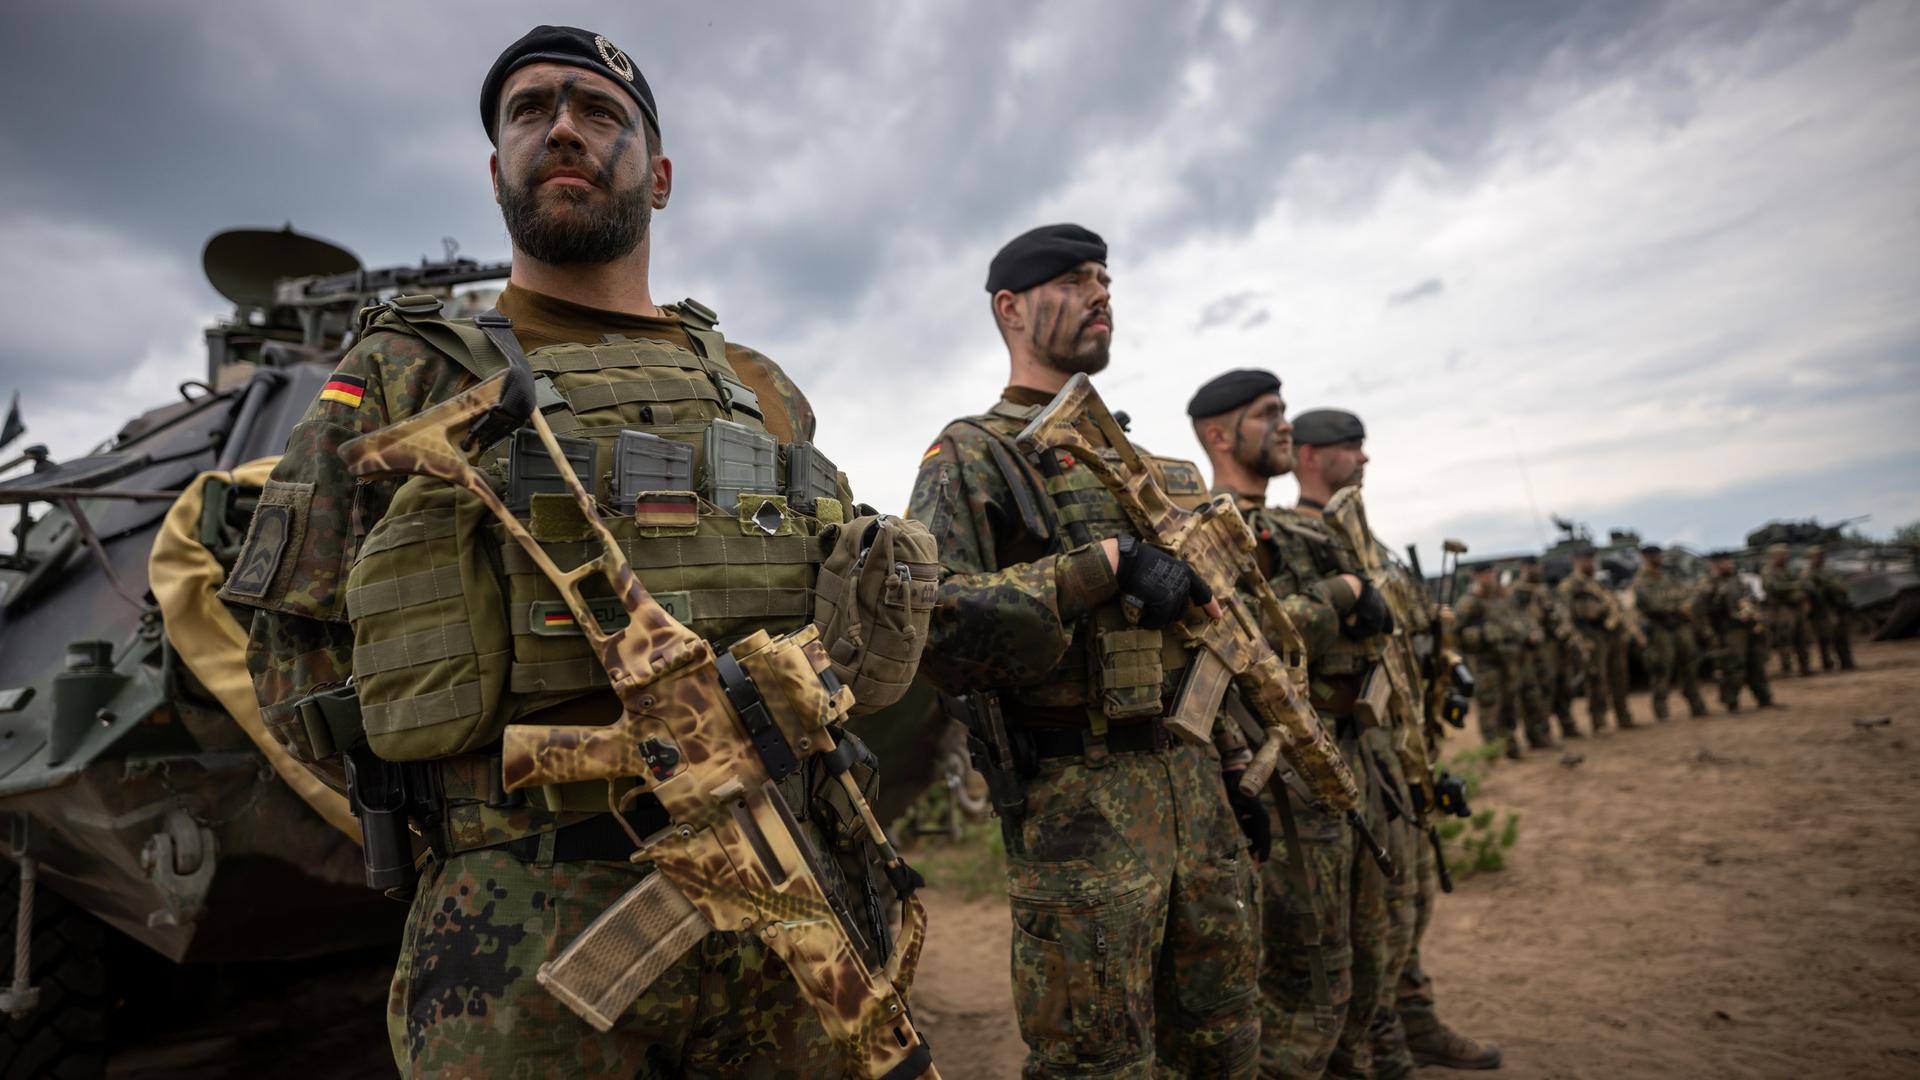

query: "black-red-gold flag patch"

left=320, top=373, right=367, bottom=408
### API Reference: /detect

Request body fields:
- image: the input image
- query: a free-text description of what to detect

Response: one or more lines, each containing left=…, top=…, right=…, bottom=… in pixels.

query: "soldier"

left=1557, top=548, right=1637, bottom=730
left=1456, top=564, right=1528, bottom=759
left=1761, top=543, right=1813, bottom=677
left=1803, top=545, right=1856, bottom=671
left=1695, top=552, right=1776, bottom=711
left=1631, top=546, right=1710, bottom=720
left=908, top=225, right=1261, bottom=1078
left=221, top=26, right=890, bottom=1076
left=1187, top=388, right=1404, bottom=1077
left=1506, top=559, right=1563, bottom=750
left=1518, top=556, right=1587, bottom=739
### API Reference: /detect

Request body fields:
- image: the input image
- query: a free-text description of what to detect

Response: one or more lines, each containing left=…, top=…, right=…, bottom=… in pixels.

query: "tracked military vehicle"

left=1742, top=518, right=1920, bottom=640
left=0, top=226, right=508, bottom=1075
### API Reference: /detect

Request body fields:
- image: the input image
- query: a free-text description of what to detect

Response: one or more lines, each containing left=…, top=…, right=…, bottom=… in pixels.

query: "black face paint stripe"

left=597, top=125, right=636, bottom=188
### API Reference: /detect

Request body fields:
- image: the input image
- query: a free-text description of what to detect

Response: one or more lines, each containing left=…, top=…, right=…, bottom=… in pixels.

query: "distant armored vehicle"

left=1742, top=519, right=1919, bottom=640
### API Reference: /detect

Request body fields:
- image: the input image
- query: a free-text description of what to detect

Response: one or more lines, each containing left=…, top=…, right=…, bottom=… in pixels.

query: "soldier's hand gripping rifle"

left=339, top=369, right=938, bottom=1080
left=1323, top=489, right=1470, bottom=888
left=1014, top=374, right=1366, bottom=831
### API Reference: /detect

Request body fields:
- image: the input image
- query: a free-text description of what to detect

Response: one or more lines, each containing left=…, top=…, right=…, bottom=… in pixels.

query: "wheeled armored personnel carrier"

left=0, top=227, right=508, bottom=1075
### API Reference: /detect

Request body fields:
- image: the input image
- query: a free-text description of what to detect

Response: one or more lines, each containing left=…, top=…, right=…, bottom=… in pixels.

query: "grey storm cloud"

left=1387, top=277, right=1444, bottom=307
left=0, top=0, right=1857, bottom=405
left=1195, top=290, right=1267, bottom=332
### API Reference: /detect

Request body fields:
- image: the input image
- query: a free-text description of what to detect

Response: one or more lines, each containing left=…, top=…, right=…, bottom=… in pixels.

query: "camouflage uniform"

left=1239, top=501, right=1410, bottom=1079
left=1803, top=555, right=1856, bottom=671
left=1505, top=578, right=1561, bottom=749
left=1632, top=565, right=1709, bottom=720
left=909, top=388, right=1259, bottom=1079
left=1761, top=559, right=1812, bottom=677
left=1694, top=573, right=1773, bottom=710
left=1454, top=584, right=1527, bottom=755
left=1557, top=571, right=1635, bottom=729
left=224, top=285, right=851, bottom=1078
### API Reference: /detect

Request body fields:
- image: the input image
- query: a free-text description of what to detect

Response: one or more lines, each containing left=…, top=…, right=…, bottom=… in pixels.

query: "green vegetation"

left=1435, top=739, right=1521, bottom=880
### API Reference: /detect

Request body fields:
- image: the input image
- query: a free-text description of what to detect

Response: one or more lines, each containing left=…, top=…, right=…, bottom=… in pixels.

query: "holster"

left=942, top=690, right=1031, bottom=854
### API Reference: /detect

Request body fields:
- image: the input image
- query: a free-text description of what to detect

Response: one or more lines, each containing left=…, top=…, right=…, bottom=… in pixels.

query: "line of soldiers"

left=222, top=22, right=1502, bottom=1078
left=1457, top=540, right=1862, bottom=756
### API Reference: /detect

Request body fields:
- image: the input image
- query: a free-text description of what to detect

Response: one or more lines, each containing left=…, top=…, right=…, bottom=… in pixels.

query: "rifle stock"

left=340, top=372, right=937, bottom=1079
left=1014, top=374, right=1359, bottom=813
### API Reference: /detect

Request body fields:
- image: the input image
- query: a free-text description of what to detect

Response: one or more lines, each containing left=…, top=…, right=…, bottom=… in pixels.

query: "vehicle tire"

left=0, top=861, right=110, bottom=1080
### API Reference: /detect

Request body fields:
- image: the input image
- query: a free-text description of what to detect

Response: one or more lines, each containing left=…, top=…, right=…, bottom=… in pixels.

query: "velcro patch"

left=632, top=491, right=698, bottom=529
left=226, top=504, right=291, bottom=598
left=319, top=373, right=367, bottom=408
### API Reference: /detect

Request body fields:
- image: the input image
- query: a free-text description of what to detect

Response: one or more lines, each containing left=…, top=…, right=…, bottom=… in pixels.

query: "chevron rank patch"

left=319, top=373, right=367, bottom=408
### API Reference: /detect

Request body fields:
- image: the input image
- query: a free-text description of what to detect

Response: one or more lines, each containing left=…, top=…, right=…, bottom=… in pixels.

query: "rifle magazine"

left=535, top=870, right=712, bottom=1032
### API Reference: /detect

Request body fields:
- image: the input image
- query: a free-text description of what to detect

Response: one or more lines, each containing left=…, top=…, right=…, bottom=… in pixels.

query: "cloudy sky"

left=3, top=0, right=1916, bottom=565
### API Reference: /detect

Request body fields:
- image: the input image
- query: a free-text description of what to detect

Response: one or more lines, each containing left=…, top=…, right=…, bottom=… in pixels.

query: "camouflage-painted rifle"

left=339, top=370, right=937, bottom=1080
left=1322, top=488, right=1437, bottom=818
left=1014, top=373, right=1359, bottom=814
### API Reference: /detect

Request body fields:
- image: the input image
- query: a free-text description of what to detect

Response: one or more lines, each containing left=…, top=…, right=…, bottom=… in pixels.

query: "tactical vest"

left=344, top=296, right=846, bottom=761
left=1249, top=506, right=1379, bottom=681
left=955, top=401, right=1193, bottom=725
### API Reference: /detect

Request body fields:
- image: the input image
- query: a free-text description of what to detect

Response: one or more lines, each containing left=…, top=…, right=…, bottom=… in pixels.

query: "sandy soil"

left=912, top=639, right=1920, bottom=1079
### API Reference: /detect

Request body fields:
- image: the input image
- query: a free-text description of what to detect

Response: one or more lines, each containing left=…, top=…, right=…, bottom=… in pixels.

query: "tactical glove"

left=1342, top=576, right=1396, bottom=640
left=1223, top=768, right=1271, bottom=862
left=1115, top=535, right=1214, bottom=630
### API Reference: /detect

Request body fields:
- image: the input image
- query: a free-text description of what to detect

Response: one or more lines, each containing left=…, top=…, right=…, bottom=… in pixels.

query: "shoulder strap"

left=371, top=295, right=510, bottom=382
left=671, top=298, right=765, bottom=424
left=949, top=416, right=1056, bottom=550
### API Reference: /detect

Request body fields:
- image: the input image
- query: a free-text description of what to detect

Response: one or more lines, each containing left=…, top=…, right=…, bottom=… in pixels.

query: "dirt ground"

left=102, top=641, right=1920, bottom=1077
left=911, top=639, right=1920, bottom=1079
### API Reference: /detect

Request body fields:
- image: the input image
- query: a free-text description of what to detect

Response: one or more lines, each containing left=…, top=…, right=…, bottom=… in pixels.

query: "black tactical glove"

left=1223, top=769, right=1271, bottom=862
left=1115, top=535, right=1214, bottom=630
left=1342, top=577, right=1396, bottom=640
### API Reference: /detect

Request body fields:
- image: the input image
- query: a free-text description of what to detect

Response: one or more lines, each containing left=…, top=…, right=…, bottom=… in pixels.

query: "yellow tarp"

left=147, top=457, right=358, bottom=840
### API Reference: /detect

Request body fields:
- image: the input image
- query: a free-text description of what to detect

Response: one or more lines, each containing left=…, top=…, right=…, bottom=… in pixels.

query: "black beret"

left=1640, top=545, right=1664, bottom=556
left=985, top=224, right=1106, bottom=294
left=1519, top=555, right=1541, bottom=566
left=481, top=26, right=659, bottom=145
left=1570, top=543, right=1597, bottom=557
left=1707, top=550, right=1736, bottom=560
left=1187, top=369, right=1280, bottom=419
left=1291, top=408, right=1365, bottom=447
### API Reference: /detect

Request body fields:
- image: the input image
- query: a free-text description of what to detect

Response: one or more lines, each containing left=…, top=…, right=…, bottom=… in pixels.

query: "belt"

left=1026, top=721, right=1171, bottom=761
left=502, top=795, right=671, bottom=863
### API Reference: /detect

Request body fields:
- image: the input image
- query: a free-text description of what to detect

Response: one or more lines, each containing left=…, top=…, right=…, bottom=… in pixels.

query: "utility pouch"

left=812, top=514, right=938, bottom=714
left=1353, top=661, right=1392, bottom=729
left=1096, top=626, right=1165, bottom=721
left=345, top=476, right=512, bottom=761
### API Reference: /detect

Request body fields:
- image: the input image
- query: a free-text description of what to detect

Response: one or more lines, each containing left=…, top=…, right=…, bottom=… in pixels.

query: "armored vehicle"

left=1742, top=519, right=1920, bottom=640
left=0, top=226, right=508, bottom=1075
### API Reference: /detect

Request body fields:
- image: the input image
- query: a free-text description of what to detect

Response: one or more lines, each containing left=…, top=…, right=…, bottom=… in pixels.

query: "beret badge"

left=595, top=35, right=635, bottom=81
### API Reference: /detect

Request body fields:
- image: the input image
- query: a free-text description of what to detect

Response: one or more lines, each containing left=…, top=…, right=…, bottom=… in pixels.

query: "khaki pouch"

left=812, top=514, right=938, bottom=714
left=1096, top=626, right=1165, bottom=720
left=345, top=476, right=512, bottom=760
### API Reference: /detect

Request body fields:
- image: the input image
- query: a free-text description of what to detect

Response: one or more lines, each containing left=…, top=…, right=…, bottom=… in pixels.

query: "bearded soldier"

left=1695, top=552, right=1776, bottom=711
left=1188, top=381, right=1497, bottom=1078
left=908, top=226, right=1260, bottom=1078
left=1761, top=543, right=1812, bottom=677
left=222, top=26, right=902, bottom=1076
left=1631, top=546, right=1709, bottom=720
left=1802, top=545, right=1856, bottom=671
left=1557, top=548, right=1636, bottom=730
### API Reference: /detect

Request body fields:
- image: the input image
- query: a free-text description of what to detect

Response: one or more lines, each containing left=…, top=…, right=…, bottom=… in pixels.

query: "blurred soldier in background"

left=1695, top=552, right=1776, bottom=711
left=1508, top=559, right=1564, bottom=749
left=1457, top=564, right=1528, bottom=759
left=1632, top=546, right=1709, bottom=721
left=1558, top=548, right=1637, bottom=730
left=1761, top=543, right=1812, bottom=677
left=1520, top=557, right=1588, bottom=739
left=1802, top=545, right=1856, bottom=672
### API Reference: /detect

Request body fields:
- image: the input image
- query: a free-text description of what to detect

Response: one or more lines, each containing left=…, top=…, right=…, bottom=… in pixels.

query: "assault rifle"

left=1014, top=374, right=1363, bottom=817
left=1325, top=490, right=1471, bottom=890
left=338, top=366, right=937, bottom=1079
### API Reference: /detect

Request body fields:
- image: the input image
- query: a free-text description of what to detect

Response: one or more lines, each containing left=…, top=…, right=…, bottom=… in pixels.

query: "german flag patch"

left=319, top=372, right=367, bottom=409
left=921, top=441, right=943, bottom=463
left=542, top=611, right=576, bottom=629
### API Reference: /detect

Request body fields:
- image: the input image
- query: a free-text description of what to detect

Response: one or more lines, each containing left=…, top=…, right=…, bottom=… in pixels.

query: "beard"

left=1045, top=338, right=1111, bottom=376
left=499, top=163, right=651, bottom=266
left=1034, top=304, right=1112, bottom=376
left=1235, top=417, right=1293, bottom=479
